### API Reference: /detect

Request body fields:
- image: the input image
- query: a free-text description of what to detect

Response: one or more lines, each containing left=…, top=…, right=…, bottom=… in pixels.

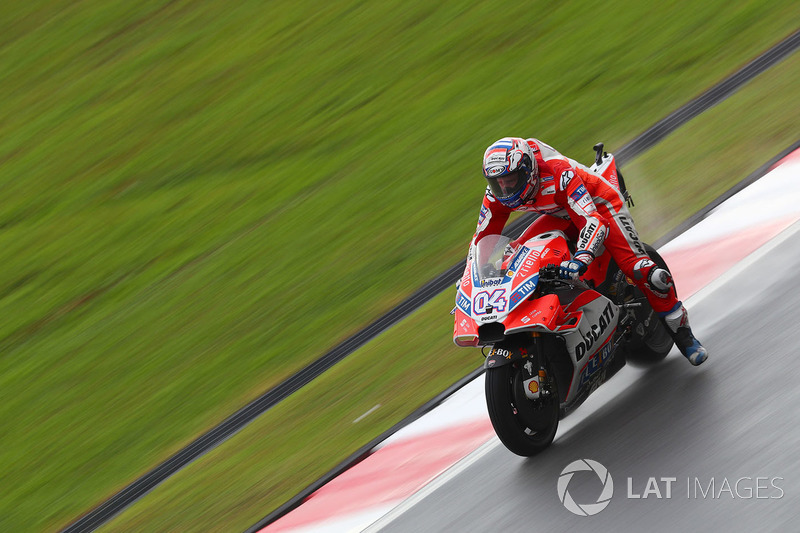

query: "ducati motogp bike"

left=452, top=144, right=674, bottom=456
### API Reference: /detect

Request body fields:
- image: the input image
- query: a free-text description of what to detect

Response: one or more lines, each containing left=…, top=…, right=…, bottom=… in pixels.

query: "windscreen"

left=473, top=234, right=515, bottom=282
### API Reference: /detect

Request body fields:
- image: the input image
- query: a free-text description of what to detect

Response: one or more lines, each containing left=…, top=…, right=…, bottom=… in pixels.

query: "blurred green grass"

left=0, top=0, right=797, bottom=531
left=99, top=51, right=800, bottom=533
left=103, top=290, right=477, bottom=533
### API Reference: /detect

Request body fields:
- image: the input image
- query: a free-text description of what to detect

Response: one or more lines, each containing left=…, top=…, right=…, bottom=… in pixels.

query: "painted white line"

left=353, top=404, right=381, bottom=424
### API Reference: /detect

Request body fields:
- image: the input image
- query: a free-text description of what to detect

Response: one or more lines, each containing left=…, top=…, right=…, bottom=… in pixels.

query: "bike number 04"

left=474, top=289, right=507, bottom=314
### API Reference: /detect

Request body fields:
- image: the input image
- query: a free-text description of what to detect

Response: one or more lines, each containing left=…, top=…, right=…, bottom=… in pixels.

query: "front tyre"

left=485, top=362, right=559, bottom=457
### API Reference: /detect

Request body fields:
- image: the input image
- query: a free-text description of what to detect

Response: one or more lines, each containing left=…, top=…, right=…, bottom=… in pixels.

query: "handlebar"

left=539, top=264, right=561, bottom=281
left=539, top=263, right=592, bottom=290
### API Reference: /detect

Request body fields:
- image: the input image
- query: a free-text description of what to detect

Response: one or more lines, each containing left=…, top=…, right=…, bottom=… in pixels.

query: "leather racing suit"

left=475, top=138, right=678, bottom=315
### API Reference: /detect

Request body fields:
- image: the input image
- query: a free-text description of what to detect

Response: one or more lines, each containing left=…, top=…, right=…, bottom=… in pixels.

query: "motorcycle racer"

left=476, top=137, right=708, bottom=365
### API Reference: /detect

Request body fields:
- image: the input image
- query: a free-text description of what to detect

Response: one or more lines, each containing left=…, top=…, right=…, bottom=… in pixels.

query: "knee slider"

left=648, top=267, right=674, bottom=295
left=633, top=258, right=672, bottom=295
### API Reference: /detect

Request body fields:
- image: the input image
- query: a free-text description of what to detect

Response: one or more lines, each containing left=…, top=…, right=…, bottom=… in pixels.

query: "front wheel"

left=485, top=362, right=559, bottom=457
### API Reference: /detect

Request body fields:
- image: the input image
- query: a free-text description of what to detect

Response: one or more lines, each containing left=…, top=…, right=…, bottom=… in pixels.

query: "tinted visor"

left=487, top=169, right=528, bottom=200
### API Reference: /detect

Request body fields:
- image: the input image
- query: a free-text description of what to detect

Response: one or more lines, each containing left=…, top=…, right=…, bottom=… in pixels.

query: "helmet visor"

left=487, top=169, right=529, bottom=200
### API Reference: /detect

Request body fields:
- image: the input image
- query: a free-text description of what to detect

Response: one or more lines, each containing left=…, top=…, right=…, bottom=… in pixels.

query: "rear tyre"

left=485, top=362, right=559, bottom=456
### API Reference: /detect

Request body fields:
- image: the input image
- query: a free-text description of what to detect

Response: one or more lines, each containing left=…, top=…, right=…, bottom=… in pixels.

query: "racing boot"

left=660, top=302, right=708, bottom=366
left=647, top=268, right=708, bottom=365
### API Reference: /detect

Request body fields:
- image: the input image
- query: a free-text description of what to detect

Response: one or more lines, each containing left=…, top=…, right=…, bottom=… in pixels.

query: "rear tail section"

left=591, top=142, right=633, bottom=208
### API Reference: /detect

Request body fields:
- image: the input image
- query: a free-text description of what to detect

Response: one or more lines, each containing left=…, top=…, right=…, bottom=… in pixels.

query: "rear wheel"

left=485, top=362, right=559, bottom=456
left=628, top=296, right=673, bottom=361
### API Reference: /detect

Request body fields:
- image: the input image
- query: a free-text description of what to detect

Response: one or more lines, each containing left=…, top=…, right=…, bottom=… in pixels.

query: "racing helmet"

left=482, top=137, right=539, bottom=209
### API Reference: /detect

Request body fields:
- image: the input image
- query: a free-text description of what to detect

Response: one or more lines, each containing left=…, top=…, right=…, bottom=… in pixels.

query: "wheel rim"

left=509, top=364, right=558, bottom=441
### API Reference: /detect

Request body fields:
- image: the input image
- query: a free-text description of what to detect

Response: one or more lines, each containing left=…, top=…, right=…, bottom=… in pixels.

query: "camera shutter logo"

left=557, top=459, right=614, bottom=516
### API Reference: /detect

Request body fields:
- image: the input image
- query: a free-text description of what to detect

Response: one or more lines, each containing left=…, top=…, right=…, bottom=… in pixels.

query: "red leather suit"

left=475, top=138, right=678, bottom=314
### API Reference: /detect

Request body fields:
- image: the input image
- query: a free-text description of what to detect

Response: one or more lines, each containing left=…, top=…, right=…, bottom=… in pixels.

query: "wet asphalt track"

left=374, top=223, right=800, bottom=532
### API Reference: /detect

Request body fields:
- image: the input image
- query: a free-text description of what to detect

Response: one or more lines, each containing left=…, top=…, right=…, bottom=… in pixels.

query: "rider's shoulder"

left=525, top=138, right=541, bottom=153
left=526, top=138, right=563, bottom=160
left=549, top=158, right=580, bottom=192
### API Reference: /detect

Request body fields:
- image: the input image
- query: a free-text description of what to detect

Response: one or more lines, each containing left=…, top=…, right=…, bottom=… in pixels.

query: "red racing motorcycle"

left=452, top=145, right=674, bottom=456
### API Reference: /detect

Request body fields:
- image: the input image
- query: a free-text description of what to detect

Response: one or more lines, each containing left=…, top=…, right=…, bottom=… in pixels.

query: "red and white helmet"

left=482, top=137, right=539, bottom=209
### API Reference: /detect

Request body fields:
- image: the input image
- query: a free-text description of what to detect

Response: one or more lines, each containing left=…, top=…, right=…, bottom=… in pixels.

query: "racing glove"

left=558, top=251, right=592, bottom=280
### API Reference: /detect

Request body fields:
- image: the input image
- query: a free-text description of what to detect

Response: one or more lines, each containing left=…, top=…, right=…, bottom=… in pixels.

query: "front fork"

left=520, top=333, right=551, bottom=401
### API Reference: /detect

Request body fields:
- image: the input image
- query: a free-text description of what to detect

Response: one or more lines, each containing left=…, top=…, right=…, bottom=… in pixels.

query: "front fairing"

left=454, top=232, right=571, bottom=337
left=468, top=235, right=539, bottom=323
left=453, top=230, right=623, bottom=408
